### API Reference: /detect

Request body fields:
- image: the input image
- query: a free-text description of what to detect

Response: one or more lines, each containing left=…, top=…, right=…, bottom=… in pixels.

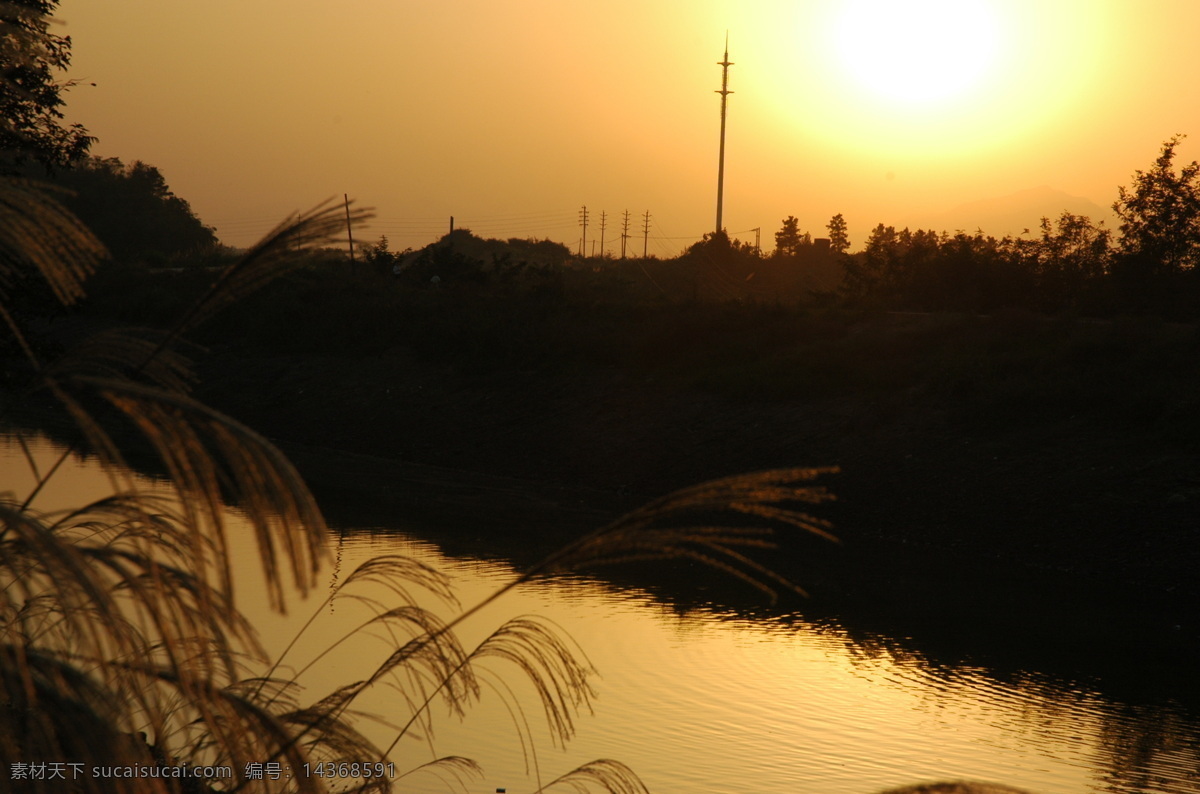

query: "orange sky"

left=55, top=0, right=1200, bottom=254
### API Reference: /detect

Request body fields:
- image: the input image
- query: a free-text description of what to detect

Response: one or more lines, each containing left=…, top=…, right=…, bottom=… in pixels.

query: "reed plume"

left=1, top=171, right=840, bottom=793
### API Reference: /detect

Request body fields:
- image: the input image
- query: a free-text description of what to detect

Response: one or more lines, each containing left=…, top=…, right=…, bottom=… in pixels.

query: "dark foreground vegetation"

left=11, top=131, right=1200, bottom=701
left=5, top=8, right=830, bottom=792
left=66, top=234, right=1200, bottom=690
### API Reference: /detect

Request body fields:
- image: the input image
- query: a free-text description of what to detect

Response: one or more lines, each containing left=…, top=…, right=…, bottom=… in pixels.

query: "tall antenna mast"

left=715, top=32, right=733, bottom=234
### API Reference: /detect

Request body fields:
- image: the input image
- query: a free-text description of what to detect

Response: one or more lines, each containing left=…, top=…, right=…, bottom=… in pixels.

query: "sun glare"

left=832, top=0, right=1002, bottom=106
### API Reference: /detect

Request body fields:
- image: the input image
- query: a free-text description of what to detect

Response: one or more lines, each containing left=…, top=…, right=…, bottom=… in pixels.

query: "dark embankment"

left=25, top=262, right=1200, bottom=700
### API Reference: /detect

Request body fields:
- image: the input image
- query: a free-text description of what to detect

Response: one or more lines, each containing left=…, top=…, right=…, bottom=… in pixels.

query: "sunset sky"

left=54, top=0, right=1200, bottom=255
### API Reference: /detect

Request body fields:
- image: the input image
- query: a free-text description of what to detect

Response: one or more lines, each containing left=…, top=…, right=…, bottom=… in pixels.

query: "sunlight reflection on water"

left=4, top=437, right=1199, bottom=794
left=271, top=530, right=1199, bottom=794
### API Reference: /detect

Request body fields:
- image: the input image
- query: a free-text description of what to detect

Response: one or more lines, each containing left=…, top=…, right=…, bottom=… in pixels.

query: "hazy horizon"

left=55, top=0, right=1200, bottom=254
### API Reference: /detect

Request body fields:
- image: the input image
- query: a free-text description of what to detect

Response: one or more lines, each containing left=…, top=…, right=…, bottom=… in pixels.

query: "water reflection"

left=3, top=438, right=1199, bottom=794
left=314, top=528, right=1200, bottom=794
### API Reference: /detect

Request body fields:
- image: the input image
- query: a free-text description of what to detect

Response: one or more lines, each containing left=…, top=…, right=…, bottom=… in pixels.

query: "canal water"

left=3, top=436, right=1198, bottom=794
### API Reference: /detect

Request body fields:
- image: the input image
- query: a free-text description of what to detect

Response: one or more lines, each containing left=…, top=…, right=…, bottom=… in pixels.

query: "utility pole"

left=623, top=211, right=633, bottom=259
left=641, top=210, right=651, bottom=258
left=450, top=216, right=454, bottom=234
left=752, top=226, right=761, bottom=256
left=343, top=193, right=356, bottom=264
left=715, top=33, right=733, bottom=234
left=598, top=210, right=608, bottom=259
left=578, top=205, right=589, bottom=257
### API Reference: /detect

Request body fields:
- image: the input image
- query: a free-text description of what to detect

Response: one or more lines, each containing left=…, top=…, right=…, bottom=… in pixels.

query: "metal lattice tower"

left=715, top=33, right=733, bottom=234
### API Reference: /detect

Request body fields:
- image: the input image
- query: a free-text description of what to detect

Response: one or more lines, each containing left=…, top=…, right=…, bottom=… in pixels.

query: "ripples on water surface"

left=313, top=531, right=1200, bottom=794
left=3, top=439, right=1198, bottom=794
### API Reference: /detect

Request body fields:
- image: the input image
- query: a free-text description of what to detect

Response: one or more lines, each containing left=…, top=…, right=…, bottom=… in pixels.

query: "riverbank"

left=12, top=265, right=1200, bottom=691
left=189, top=307, right=1200, bottom=592
left=177, top=304, right=1200, bottom=694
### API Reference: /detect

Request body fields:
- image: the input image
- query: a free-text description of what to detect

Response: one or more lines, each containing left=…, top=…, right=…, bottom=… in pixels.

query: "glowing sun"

left=831, top=0, right=1003, bottom=106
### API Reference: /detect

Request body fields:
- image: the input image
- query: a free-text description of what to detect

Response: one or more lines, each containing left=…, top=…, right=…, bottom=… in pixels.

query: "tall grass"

left=0, top=175, right=840, bottom=793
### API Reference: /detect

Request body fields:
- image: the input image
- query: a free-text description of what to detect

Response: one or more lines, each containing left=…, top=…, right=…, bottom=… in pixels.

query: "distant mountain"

left=928, top=186, right=1115, bottom=237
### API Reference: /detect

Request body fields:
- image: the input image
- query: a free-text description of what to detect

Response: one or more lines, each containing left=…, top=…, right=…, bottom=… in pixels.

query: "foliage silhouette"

left=0, top=0, right=94, bottom=172
left=839, top=220, right=1114, bottom=314
left=827, top=213, right=850, bottom=255
left=1113, top=135, right=1200, bottom=275
left=832, top=138, right=1200, bottom=317
left=1021, top=212, right=1111, bottom=313
left=14, top=156, right=219, bottom=263
left=773, top=215, right=811, bottom=257
left=359, top=235, right=407, bottom=276
left=1109, top=135, right=1200, bottom=312
left=0, top=175, right=840, bottom=793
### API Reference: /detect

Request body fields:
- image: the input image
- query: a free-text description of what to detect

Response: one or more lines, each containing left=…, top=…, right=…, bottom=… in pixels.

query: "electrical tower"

left=715, top=33, right=733, bottom=234
left=642, top=210, right=652, bottom=258
left=578, top=205, right=589, bottom=257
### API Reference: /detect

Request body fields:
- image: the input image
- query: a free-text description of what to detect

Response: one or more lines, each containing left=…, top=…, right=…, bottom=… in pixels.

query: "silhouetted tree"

left=0, top=0, right=94, bottom=172
left=924, top=230, right=1032, bottom=312
left=827, top=213, right=850, bottom=255
left=840, top=225, right=1038, bottom=312
left=773, top=216, right=811, bottom=258
left=842, top=224, right=941, bottom=304
left=774, top=216, right=800, bottom=256
left=840, top=223, right=892, bottom=301
left=19, top=156, right=217, bottom=262
left=1112, top=136, right=1200, bottom=277
left=674, top=230, right=769, bottom=299
left=682, top=230, right=741, bottom=266
left=362, top=235, right=408, bottom=275
left=1026, top=212, right=1110, bottom=312
left=503, top=236, right=572, bottom=267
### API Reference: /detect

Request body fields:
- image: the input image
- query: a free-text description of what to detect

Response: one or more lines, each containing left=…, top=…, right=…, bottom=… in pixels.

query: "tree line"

left=7, top=0, right=1200, bottom=318
left=762, top=137, right=1200, bottom=317
left=12, top=156, right=220, bottom=263
left=15, top=134, right=1200, bottom=318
